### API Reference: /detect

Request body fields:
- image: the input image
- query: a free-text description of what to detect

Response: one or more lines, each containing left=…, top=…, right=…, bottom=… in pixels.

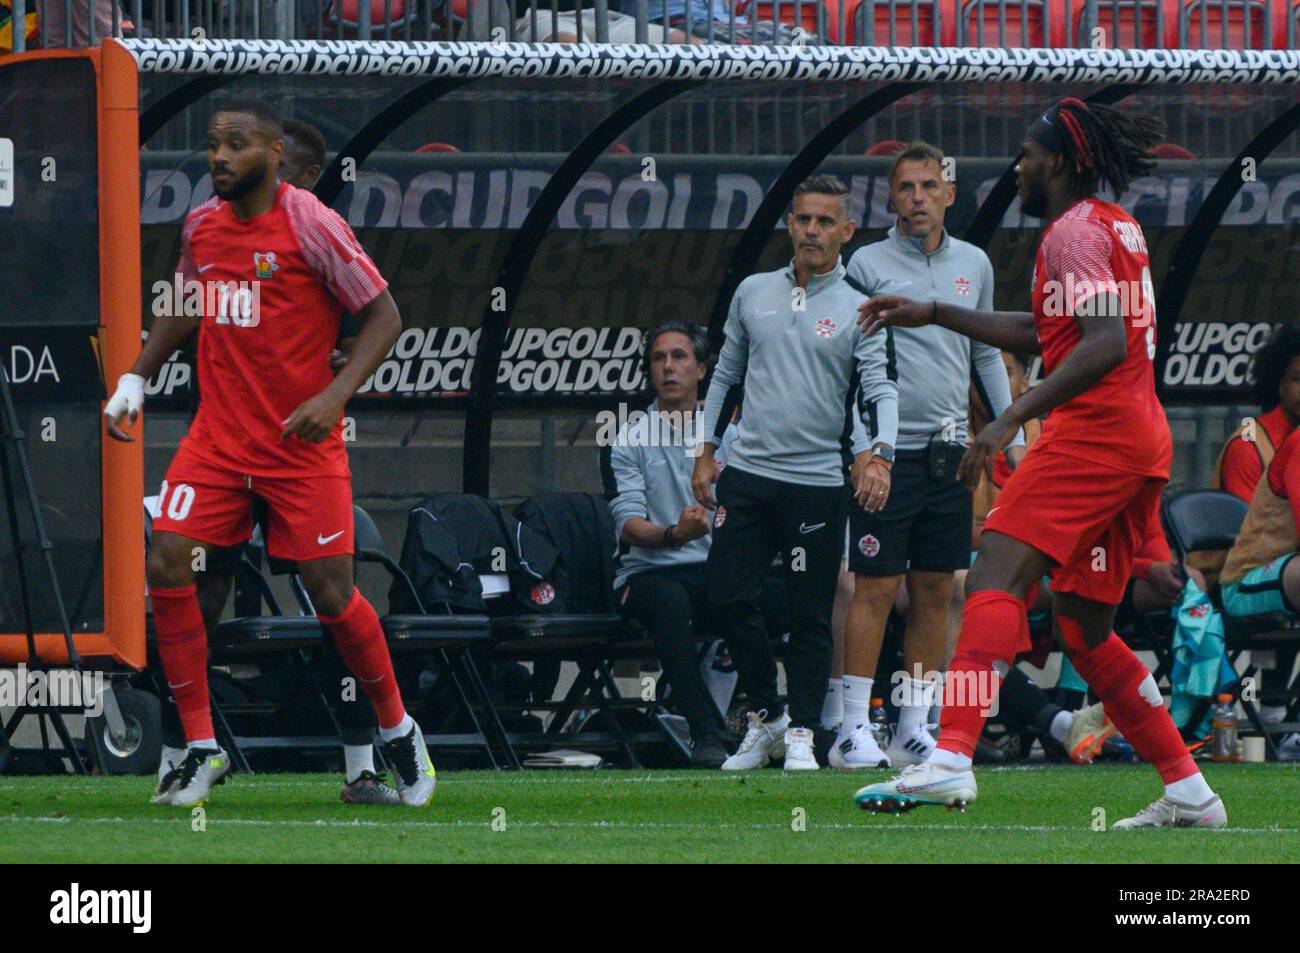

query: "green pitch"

left=1, top=764, right=1296, bottom=863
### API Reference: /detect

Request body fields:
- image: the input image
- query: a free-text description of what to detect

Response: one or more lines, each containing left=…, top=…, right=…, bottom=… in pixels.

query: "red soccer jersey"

left=176, top=182, right=387, bottom=477
left=1030, top=197, right=1171, bottom=479
left=1219, top=404, right=1294, bottom=502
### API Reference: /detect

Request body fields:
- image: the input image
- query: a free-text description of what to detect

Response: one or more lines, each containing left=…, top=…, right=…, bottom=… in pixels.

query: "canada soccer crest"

left=814, top=318, right=838, bottom=338
left=530, top=582, right=556, bottom=606
left=858, top=534, right=880, bottom=558
left=253, top=252, right=280, bottom=279
left=714, top=506, right=727, bottom=528
left=954, top=276, right=972, bottom=297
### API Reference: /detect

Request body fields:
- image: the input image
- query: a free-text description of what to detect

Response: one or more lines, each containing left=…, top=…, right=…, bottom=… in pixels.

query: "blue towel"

left=1168, top=577, right=1237, bottom=735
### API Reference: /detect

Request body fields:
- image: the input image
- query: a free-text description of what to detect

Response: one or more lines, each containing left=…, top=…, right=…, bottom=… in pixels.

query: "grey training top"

left=698, top=259, right=900, bottom=488
left=847, top=226, right=1023, bottom=452
left=601, top=401, right=737, bottom=590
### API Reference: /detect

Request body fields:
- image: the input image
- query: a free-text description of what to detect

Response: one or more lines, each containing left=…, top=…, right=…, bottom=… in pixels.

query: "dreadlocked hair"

left=1251, top=324, right=1300, bottom=412
left=1056, top=100, right=1165, bottom=200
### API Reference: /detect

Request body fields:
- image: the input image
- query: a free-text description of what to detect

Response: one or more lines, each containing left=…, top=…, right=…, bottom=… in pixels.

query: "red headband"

left=1056, top=99, right=1096, bottom=171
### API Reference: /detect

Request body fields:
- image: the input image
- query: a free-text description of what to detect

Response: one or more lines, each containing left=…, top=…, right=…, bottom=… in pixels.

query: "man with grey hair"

left=692, top=174, right=899, bottom=771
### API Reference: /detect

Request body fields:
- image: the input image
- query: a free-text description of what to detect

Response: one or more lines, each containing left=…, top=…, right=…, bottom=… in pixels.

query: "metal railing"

left=9, top=0, right=1298, bottom=49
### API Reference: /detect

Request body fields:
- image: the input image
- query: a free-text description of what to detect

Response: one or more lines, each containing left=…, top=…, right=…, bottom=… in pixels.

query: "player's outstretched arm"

left=858, top=296, right=1040, bottom=355
left=104, top=311, right=200, bottom=442
left=956, top=295, right=1127, bottom=487
left=280, top=289, right=402, bottom=444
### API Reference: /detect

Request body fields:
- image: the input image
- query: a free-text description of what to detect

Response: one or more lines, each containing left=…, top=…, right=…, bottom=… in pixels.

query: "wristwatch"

left=869, top=444, right=895, bottom=468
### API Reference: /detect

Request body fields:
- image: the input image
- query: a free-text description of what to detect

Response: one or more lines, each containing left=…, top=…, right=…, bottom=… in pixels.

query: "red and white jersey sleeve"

left=283, top=189, right=387, bottom=314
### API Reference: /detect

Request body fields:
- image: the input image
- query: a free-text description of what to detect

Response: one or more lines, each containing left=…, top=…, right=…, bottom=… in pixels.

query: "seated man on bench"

left=1219, top=427, right=1300, bottom=760
left=602, top=321, right=735, bottom=768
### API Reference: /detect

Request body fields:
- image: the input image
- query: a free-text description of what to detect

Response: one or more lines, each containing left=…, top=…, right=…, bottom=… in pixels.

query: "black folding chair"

left=491, top=493, right=645, bottom=766
left=353, top=505, right=518, bottom=769
left=1163, top=489, right=1300, bottom=759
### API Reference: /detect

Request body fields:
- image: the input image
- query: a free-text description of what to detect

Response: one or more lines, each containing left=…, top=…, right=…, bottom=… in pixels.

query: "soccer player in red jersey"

left=853, top=99, right=1226, bottom=828
left=105, top=98, right=436, bottom=808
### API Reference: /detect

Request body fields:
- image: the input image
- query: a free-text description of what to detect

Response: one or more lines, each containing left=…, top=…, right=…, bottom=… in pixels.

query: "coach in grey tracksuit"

left=691, top=175, right=899, bottom=742
left=836, top=142, right=1024, bottom=763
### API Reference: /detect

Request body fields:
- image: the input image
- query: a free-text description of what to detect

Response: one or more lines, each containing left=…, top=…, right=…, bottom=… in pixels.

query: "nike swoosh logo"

left=167, top=681, right=192, bottom=690
left=799, top=522, right=826, bottom=534
left=317, top=530, right=345, bottom=545
left=197, top=263, right=215, bottom=273
left=986, top=507, right=1001, bottom=518
left=753, top=309, right=779, bottom=318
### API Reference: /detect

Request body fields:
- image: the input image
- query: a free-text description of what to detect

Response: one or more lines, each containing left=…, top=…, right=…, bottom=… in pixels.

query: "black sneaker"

left=690, top=732, right=730, bottom=769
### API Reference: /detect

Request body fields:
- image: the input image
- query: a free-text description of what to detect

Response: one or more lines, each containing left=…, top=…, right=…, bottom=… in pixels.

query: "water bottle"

left=1211, top=693, right=1240, bottom=763
left=869, top=697, right=890, bottom=749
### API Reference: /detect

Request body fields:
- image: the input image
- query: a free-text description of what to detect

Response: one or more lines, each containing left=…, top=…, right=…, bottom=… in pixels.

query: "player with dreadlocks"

left=852, top=98, right=1227, bottom=828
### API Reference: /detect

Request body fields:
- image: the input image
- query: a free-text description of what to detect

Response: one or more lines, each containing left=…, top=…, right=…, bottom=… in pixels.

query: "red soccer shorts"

left=983, top=444, right=1165, bottom=605
left=152, top=439, right=355, bottom=562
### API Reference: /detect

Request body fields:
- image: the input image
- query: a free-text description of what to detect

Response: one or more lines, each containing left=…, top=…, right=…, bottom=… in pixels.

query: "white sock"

left=1165, top=772, right=1215, bottom=805
left=188, top=738, right=217, bottom=752
left=1049, top=710, right=1074, bottom=743
left=160, top=744, right=186, bottom=771
left=821, top=679, right=844, bottom=730
left=897, top=675, right=937, bottom=737
left=343, top=744, right=375, bottom=784
left=378, top=712, right=415, bottom=744
left=928, top=747, right=972, bottom=771
left=842, top=675, right=873, bottom=730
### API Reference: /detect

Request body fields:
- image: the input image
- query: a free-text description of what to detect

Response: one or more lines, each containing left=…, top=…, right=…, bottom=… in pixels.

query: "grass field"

left=2, top=764, right=1297, bottom=863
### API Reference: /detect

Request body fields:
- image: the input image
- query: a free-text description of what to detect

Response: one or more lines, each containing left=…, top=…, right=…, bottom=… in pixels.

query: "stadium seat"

left=1162, top=489, right=1300, bottom=759
left=864, top=138, right=908, bottom=155
left=326, top=0, right=418, bottom=36
left=1068, top=0, right=1164, bottom=49
left=351, top=505, right=518, bottom=769
left=1153, top=142, right=1197, bottom=160
left=1179, top=0, right=1276, bottom=49
left=958, top=0, right=1059, bottom=46
left=743, top=0, right=829, bottom=38
left=839, top=0, right=948, bottom=46
left=414, top=142, right=460, bottom=153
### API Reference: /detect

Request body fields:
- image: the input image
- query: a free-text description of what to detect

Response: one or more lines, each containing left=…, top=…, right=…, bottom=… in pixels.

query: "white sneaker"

left=379, top=724, right=437, bottom=807
left=829, top=723, right=890, bottom=769
left=1277, top=732, right=1300, bottom=762
left=721, top=709, right=790, bottom=770
left=782, top=727, right=819, bottom=770
left=854, top=761, right=977, bottom=814
left=886, top=724, right=937, bottom=766
left=1066, top=701, right=1117, bottom=764
left=160, top=747, right=232, bottom=808
left=1111, top=795, right=1227, bottom=829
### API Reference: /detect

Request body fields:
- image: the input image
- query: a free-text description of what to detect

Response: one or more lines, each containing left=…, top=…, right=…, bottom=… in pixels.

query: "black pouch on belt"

left=927, top=434, right=965, bottom=481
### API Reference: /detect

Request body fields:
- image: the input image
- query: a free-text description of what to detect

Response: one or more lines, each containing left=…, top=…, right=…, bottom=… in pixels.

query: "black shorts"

left=847, top=450, right=972, bottom=577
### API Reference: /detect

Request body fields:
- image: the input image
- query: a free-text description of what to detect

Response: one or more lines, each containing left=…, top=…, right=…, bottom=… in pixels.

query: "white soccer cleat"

left=854, top=761, right=977, bottom=814
left=886, top=724, right=937, bottom=767
left=721, top=709, right=790, bottom=770
left=828, top=723, right=890, bottom=769
left=1111, top=795, right=1227, bottom=829
left=380, top=724, right=437, bottom=807
left=782, top=727, right=819, bottom=770
left=150, top=746, right=186, bottom=805
left=1066, top=702, right=1117, bottom=764
left=160, top=747, right=232, bottom=808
